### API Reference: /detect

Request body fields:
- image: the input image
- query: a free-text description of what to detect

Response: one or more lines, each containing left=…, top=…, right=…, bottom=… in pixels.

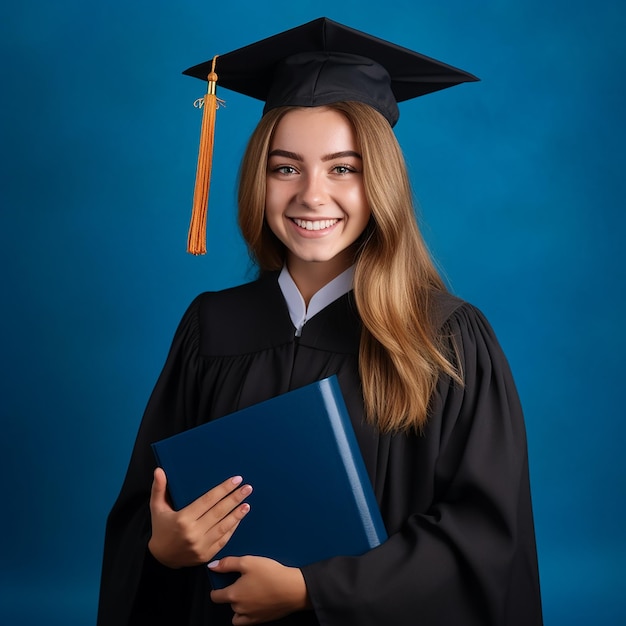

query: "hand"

left=209, top=556, right=310, bottom=625
left=148, top=467, right=252, bottom=569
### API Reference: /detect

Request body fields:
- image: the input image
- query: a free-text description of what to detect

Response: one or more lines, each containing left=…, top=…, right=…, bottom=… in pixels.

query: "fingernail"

left=241, top=484, right=253, bottom=496
left=207, top=560, right=220, bottom=569
left=231, top=476, right=243, bottom=486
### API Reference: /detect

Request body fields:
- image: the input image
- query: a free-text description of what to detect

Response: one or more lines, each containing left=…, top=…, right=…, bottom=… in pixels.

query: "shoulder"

left=430, top=290, right=492, bottom=341
left=431, top=290, right=493, bottom=335
left=428, top=292, right=524, bottom=437
left=194, top=272, right=281, bottom=318
left=430, top=289, right=510, bottom=368
left=430, top=289, right=466, bottom=329
left=187, top=272, right=293, bottom=356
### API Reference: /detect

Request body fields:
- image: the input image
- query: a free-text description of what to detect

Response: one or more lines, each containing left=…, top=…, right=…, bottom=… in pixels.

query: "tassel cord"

left=187, top=56, right=221, bottom=255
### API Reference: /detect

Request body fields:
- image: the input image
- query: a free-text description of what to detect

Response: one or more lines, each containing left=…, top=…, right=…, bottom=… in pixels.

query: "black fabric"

left=264, top=52, right=400, bottom=128
left=97, top=272, right=542, bottom=625
left=183, top=17, right=478, bottom=127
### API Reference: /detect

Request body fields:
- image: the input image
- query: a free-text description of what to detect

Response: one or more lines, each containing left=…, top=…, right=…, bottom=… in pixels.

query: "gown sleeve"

left=96, top=297, right=212, bottom=626
left=300, top=303, right=543, bottom=626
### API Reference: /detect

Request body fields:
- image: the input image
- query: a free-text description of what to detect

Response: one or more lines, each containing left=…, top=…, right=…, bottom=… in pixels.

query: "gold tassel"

left=187, top=55, right=222, bottom=255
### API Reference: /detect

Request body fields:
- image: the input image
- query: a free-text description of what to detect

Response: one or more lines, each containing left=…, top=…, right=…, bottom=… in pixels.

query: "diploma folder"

left=151, top=375, right=387, bottom=588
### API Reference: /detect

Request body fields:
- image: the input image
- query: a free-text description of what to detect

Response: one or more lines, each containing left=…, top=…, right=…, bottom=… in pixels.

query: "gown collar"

left=278, top=265, right=355, bottom=336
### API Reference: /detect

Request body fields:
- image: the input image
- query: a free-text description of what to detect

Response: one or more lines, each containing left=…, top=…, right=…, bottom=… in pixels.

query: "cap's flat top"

left=183, top=17, right=478, bottom=104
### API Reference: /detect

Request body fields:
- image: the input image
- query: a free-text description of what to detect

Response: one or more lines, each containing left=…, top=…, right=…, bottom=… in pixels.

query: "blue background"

left=1, top=1, right=624, bottom=624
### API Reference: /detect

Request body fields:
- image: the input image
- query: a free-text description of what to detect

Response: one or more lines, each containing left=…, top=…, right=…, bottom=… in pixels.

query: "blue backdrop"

left=1, top=1, right=624, bottom=624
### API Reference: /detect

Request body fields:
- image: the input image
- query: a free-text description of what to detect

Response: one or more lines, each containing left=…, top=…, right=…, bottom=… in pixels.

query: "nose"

left=296, top=171, right=328, bottom=208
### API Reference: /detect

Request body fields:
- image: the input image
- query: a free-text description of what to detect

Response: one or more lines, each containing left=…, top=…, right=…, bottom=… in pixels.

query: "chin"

left=291, top=250, right=339, bottom=264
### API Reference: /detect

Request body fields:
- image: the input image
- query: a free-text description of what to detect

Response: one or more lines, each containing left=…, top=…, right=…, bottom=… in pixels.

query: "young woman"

left=98, top=18, right=542, bottom=626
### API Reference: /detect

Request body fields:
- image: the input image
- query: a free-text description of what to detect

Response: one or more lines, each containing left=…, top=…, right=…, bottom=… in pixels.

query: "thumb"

left=150, top=467, right=171, bottom=513
left=208, top=556, right=243, bottom=574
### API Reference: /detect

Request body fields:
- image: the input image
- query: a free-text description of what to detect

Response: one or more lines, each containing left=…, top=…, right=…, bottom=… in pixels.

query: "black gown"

left=97, top=272, right=542, bottom=625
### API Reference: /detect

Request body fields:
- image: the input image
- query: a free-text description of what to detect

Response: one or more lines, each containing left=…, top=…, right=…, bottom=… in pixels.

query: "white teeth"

left=292, top=218, right=339, bottom=231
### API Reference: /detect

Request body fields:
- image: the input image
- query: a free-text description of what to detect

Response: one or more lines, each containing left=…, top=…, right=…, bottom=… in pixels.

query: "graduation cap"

left=183, top=17, right=478, bottom=255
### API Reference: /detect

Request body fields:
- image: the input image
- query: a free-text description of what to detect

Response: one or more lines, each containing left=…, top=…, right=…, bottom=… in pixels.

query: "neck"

left=286, top=252, right=354, bottom=306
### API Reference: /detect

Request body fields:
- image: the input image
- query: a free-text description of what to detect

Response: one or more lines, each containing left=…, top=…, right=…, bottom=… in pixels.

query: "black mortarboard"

left=183, top=17, right=478, bottom=254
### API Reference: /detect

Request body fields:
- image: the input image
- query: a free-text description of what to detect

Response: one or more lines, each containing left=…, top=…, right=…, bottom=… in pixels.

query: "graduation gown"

left=97, top=272, right=542, bottom=625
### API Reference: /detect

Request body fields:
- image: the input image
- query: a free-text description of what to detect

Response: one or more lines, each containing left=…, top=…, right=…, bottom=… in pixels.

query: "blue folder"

left=151, top=375, right=387, bottom=588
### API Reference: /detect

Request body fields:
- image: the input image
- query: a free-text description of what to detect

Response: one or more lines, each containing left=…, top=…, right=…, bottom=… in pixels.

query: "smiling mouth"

left=291, top=218, right=339, bottom=231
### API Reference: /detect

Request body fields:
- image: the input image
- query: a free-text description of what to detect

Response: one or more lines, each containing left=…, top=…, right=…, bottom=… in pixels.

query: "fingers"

left=201, top=501, right=251, bottom=559
left=186, top=476, right=252, bottom=532
left=198, top=484, right=253, bottom=537
left=188, top=475, right=253, bottom=521
left=178, top=476, right=253, bottom=558
left=153, top=470, right=253, bottom=521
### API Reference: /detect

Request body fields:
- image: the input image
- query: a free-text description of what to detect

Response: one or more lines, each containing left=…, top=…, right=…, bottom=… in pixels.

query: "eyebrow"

left=268, top=149, right=362, bottom=162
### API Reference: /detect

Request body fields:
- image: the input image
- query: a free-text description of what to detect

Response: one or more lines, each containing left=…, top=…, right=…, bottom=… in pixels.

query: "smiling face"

left=264, top=107, right=371, bottom=284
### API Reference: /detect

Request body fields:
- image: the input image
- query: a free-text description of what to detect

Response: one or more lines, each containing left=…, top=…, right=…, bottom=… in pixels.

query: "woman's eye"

left=274, top=165, right=297, bottom=175
left=333, top=165, right=355, bottom=175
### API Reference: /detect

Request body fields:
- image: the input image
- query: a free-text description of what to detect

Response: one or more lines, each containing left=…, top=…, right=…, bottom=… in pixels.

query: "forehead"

left=270, top=107, right=358, bottom=151
left=270, top=107, right=359, bottom=158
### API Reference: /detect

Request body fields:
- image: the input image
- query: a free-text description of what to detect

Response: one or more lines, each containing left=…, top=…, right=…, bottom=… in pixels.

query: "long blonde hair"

left=238, top=101, right=461, bottom=433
